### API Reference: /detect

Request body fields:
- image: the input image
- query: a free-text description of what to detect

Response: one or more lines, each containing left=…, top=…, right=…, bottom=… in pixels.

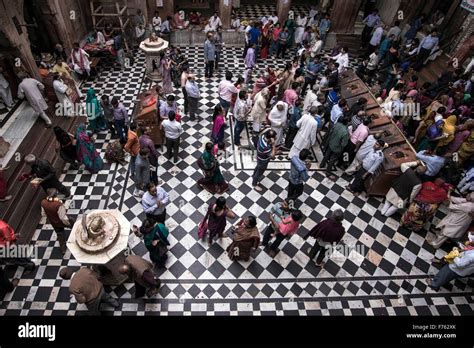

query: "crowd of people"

left=1, top=3, right=474, bottom=314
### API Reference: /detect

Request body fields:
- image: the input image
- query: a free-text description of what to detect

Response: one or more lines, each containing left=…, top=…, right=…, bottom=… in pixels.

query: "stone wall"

left=170, top=30, right=245, bottom=46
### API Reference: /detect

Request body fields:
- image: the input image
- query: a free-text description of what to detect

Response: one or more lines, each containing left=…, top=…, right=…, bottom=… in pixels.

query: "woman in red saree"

left=400, top=179, right=451, bottom=232
left=260, top=22, right=272, bottom=60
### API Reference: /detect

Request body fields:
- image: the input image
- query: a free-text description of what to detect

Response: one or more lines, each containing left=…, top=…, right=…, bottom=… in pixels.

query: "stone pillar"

left=452, top=13, right=474, bottom=60
left=219, top=0, right=232, bottom=29
left=49, top=0, right=74, bottom=51
left=330, top=0, right=362, bottom=33
left=277, top=0, right=291, bottom=26
left=0, top=0, right=40, bottom=80
left=398, top=0, right=424, bottom=28
left=161, top=0, right=174, bottom=19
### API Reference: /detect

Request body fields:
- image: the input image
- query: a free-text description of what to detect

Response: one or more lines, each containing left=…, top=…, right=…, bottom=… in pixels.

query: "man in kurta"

left=18, top=75, right=52, bottom=127
left=250, top=88, right=270, bottom=133
left=267, top=101, right=288, bottom=147
left=295, top=14, right=307, bottom=44
left=289, top=105, right=322, bottom=159
left=428, top=193, right=474, bottom=249
left=381, top=161, right=424, bottom=217
left=70, top=42, right=91, bottom=79
left=52, top=73, right=74, bottom=117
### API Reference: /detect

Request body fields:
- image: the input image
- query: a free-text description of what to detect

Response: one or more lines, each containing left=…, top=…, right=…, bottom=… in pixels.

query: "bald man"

left=119, top=255, right=160, bottom=298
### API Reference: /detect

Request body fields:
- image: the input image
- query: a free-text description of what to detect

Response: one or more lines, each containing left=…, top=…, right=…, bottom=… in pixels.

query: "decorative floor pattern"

left=237, top=4, right=311, bottom=22
left=1, top=42, right=473, bottom=316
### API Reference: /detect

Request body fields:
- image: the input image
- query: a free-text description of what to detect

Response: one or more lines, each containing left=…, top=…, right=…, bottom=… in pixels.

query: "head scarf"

left=442, top=115, right=457, bottom=135
left=233, top=225, right=260, bottom=242
left=437, top=115, right=457, bottom=147
left=268, top=101, right=289, bottom=124
left=85, top=88, right=102, bottom=120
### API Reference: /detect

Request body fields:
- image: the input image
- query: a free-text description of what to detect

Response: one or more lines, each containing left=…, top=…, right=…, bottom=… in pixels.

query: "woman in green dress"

left=283, top=16, right=296, bottom=47
left=141, top=218, right=170, bottom=268
left=197, top=142, right=229, bottom=194
left=85, top=88, right=107, bottom=133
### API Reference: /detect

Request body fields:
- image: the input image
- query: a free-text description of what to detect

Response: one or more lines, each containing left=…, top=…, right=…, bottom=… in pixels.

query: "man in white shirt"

left=310, top=35, right=323, bottom=57
left=95, top=29, right=106, bottom=45
left=347, top=139, right=386, bottom=195
left=289, top=105, right=322, bottom=159
left=368, top=24, right=383, bottom=55
left=268, top=12, right=279, bottom=26
left=70, top=42, right=91, bottom=79
left=331, top=47, right=349, bottom=73
left=233, top=90, right=253, bottom=147
left=208, top=12, right=222, bottom=32
left=152, top=11, right=162, bottom=35
left=345, top=132, right=382, bottom=175
left=303, top=89, right=318, bottom=113
left=330, top=98, right=347, bottom=124
left=161, top=110, right=183, bottom=163
left=218, top=71, right=238, bottom=115
left=185, top=74, right=200, bottom=120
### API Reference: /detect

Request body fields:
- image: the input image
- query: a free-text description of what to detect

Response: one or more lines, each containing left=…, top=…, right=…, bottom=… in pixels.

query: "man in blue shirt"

left=288, top=149, right=311, bottom=204
left=248, top=23, right=261, bottom=58
left=413, top=29, right=439, bottom=71
left=319, top=13, right=331, bottom=47
left=302, top=57, right=323, bottom=95
left=378, top=34, right=395, bottom=62
left=416, top=149, right=446, bottom=182
left=361, top=9, right=380, bottom=48
left=203, top=33, right=216, bottom=78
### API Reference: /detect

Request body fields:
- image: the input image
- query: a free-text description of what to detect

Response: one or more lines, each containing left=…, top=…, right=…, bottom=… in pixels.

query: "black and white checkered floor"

left=1, top=43, right=473, bottom=316
left=237, top=3, right=310, bottom=22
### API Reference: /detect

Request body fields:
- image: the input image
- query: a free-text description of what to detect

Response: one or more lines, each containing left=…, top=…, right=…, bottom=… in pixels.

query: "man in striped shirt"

left=252, top=129, right=276, bottom=192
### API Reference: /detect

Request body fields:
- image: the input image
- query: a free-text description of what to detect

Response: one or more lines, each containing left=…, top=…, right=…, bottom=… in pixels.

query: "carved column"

left=161, top=0, right=175, bottom=19
left=452, top=13, right=474, bottom=60
left=330, top=0, right=362, bottom=33
left=219, top=0, right=232, bottom=29
left=277, top=0, right=291, bottom=25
